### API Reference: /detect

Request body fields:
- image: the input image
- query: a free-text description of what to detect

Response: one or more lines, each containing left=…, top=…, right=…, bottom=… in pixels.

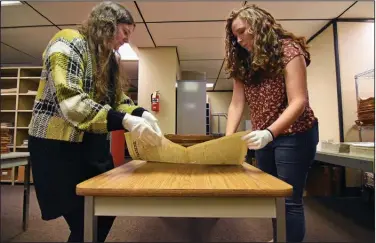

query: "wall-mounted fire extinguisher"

left=151, top=91, right=160, bottom=112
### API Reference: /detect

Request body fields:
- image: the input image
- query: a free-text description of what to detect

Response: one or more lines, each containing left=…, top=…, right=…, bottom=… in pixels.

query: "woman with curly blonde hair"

left=28, top=2, right=162, bottom=242
left=224, top=5, right=319, bottom=243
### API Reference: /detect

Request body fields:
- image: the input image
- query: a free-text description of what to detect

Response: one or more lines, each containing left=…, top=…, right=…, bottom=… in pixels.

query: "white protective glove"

left=241, top=129, right=274, bottom=150
left=122, top=113, right=162, bottom=146
left=142, top=111, right=163, bottom=137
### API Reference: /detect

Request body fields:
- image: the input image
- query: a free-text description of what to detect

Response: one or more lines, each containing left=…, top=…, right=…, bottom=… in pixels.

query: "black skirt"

left=28, top=132, right=115, bottom=220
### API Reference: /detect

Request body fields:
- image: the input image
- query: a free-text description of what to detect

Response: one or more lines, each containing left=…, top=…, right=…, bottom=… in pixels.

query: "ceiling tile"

left=340, top=1, right=375, bottom=18
left=148, top=22, right=226, bottom=40
left=177, top=39, right=225, bottom=60
left=219, top=65, right=229, bottom=79
left=130, top=24, right=155, bottom=48
left=57, top=24, right=154, bottom=48
left=148, top=22, right=226, bottom=59
left=1, top=27, right=59, bottom=62
left=279, top=20, right=329, bottom=39
left=57, top=25, right=79, bottom=30
left=137, top=1, right=243, bottom=22
left=214, top=78, right=233, bottom=90
left=1, top=43, right=36, bottom=65
left=29, top=2, right=142, bottom=25
left=180, top=60, right=223, bottom=79
left=247, top=1, right=353, bottom=19
left=206, top=79, right=216, bottom=90
left=1, top=4, right=51, bottom=27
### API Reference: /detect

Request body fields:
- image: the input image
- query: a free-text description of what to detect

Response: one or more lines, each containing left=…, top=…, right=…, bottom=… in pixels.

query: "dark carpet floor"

left=0, top=185, right=374, bottom=242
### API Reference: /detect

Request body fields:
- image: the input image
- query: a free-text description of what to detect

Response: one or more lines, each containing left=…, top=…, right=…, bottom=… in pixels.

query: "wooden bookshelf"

left=1, top=66, right=41, bottom=183
left=1, top=66, right=138, bottom=184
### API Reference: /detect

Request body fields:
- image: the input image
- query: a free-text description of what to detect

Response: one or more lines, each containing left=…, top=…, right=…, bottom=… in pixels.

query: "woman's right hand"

left=122, top=113, right=162, bottom=146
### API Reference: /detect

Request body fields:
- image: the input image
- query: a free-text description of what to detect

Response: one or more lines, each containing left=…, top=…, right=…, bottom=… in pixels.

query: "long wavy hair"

left=224, top=4, right=309, bottom=84
left=78, top=1, right=135, bottom=103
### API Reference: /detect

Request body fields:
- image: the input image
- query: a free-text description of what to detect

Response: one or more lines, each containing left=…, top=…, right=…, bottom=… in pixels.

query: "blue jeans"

left=255, top=122, right=319, bottom=242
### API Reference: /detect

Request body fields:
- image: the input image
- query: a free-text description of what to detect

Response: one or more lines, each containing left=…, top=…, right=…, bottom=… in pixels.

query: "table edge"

left=75, top=161, right=293, bottom=197
left=1, top=152, right=30, bottom=160
left=76, top=187, right=293, bottom=198
left=316, top=150, right=374, bottom=162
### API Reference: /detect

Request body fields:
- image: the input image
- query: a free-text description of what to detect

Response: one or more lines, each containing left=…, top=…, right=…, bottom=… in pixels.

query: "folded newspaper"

left=125, top=131, right=248, bottom=165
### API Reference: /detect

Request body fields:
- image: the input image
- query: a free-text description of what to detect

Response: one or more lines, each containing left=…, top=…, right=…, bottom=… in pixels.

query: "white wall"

left=337, top=22, right=375, bottom=142
left=306, top=22, right=375, bottom=144
left=306, top=22, right=374, bottom=188
left=306, top=25, right=339, bottom=142
left=138, top=47, right=178, bottom=134
left=207, top=92, right=249, bottom=134
left=336, top=22, right=374, bottom=187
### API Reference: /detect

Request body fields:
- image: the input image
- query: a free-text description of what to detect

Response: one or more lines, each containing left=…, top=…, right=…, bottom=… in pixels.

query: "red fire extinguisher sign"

left=151, top=91, right=160, bottom=112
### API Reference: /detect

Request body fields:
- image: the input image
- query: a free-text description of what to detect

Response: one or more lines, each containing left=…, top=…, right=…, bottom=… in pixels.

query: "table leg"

left=275, top=197, right=286, bottom=242
left=11, top=167, right=15, bottom=186
left=84, top=196, right=98, bottom=242
left=22, top=160, right=31, bottom=231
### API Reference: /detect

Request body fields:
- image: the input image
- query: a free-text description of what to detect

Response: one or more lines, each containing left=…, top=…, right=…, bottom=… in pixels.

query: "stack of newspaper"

left=356, top=97, right=374, bottom=126
left=125, top=131, right=248, bottom=165
left=1, top=127, right=12, bottom=154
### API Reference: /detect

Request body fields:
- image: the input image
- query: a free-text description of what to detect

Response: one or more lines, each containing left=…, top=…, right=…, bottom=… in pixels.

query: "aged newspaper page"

left=125, top=131, right=248, bottom=165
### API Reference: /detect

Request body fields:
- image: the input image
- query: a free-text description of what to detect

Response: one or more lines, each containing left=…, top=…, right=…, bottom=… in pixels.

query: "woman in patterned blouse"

left=28, top=2, right=162, bottom=242
left=224, top=5, right=319, bottom=243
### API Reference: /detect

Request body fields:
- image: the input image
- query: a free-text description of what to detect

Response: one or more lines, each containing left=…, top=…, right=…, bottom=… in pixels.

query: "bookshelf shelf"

left=1, top=66, right=41, bottom=183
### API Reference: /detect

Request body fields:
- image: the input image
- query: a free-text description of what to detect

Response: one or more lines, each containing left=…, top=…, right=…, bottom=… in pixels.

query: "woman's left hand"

left=142, top=111, right=163, bottom=136
left=241, top=130, right=274, bottom=150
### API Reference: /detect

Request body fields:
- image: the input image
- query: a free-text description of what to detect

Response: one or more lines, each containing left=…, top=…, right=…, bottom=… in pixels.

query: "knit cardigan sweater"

left=28, top=29, right=145, bottom=142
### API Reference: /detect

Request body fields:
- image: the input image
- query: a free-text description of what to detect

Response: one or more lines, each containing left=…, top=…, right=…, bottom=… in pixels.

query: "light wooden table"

left=77, top=160, right=292, bottom=242
left=1, top=152, right=31, bottom=231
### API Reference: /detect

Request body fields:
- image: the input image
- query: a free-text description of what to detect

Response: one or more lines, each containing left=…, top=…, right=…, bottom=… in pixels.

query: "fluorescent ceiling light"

left=176, top=82, right=214, bottom=88
left=118, top=43, right=138, bottom=60
left=1, top=1, right=22, bottom=6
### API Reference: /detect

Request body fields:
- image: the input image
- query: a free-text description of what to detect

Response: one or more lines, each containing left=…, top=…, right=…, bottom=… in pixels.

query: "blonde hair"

left=78, top=1, right=135, bottom=103
left=224, top=4, right=309, bottom=84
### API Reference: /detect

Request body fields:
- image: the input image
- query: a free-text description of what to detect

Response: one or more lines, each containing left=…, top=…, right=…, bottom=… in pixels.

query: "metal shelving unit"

left=211, top=112, right=227, bottom=136
left=354, top=69, right=374, bottom=142
left=354, top=69, right=374, bottom=195
left=206, top=103, right=211, bottom=135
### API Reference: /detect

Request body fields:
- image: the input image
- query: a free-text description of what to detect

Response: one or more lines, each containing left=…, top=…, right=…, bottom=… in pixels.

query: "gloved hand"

left=241, top=129, right=274, bottom=150
left=122, top=113, right=162, bottom=146
left=142, top=111, right=163, bottom=136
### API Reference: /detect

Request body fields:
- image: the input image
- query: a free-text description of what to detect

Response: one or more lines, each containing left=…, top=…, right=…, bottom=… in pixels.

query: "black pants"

left=29, top=133, right=116, bottom=242
left=63, top=203, right=116, bottom=242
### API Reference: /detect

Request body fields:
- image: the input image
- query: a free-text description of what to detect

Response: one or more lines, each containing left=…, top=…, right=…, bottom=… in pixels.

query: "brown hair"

left=224, top=4, right=309, bottom=84
left=78, top=1, right=135, bottom=103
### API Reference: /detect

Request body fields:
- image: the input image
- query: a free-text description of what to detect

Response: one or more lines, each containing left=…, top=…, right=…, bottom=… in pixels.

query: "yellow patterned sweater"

left=28, top=29, right=145, bottom=142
